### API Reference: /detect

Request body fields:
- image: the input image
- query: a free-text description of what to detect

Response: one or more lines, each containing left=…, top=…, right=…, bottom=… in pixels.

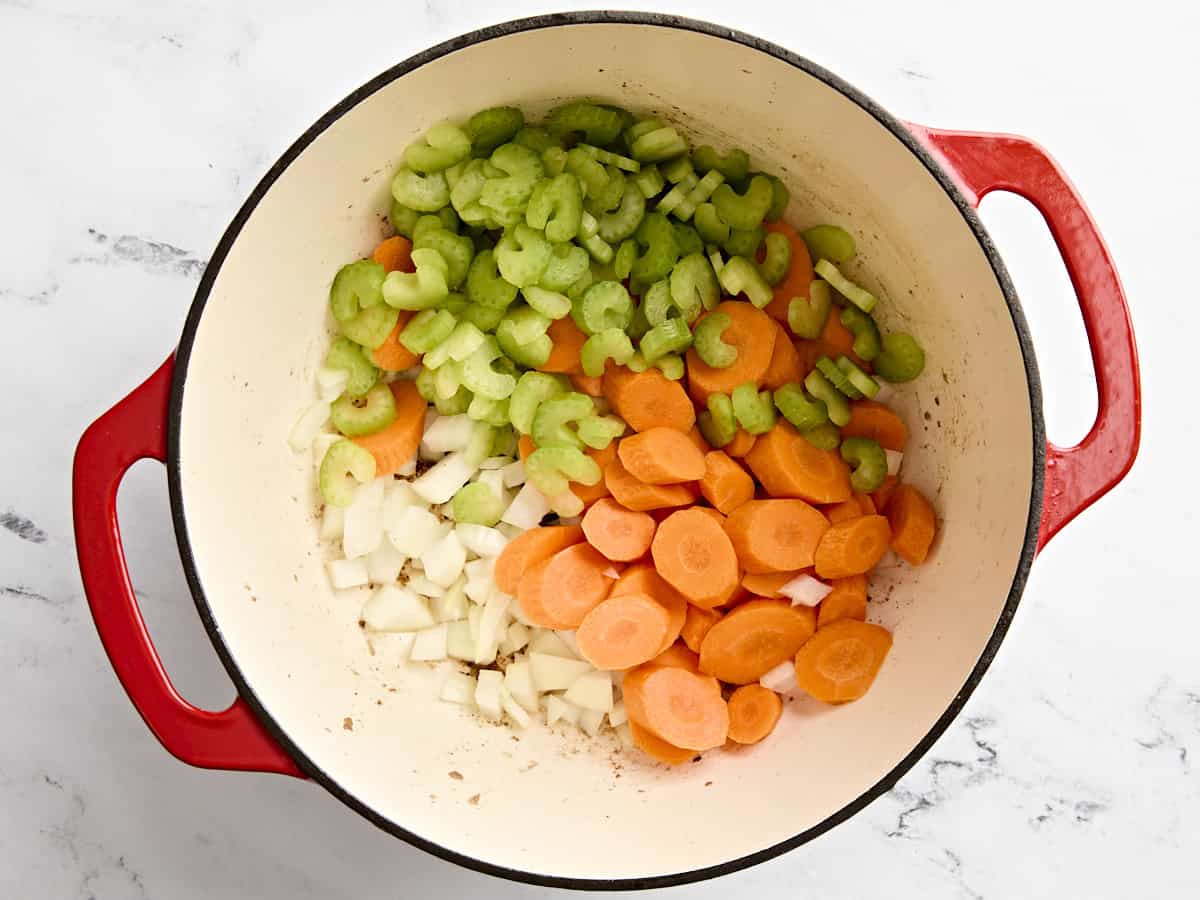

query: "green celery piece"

left=319, top=439, right=376, bottom=507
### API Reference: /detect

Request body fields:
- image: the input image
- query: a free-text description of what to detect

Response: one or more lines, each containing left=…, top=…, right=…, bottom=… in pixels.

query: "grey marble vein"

left=1, top=509, right=47, bottom=543
left=72, top=228, right=207, bottom=279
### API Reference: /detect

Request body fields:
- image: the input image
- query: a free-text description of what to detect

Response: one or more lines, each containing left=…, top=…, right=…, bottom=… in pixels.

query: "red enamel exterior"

left=71, top=356, right=303, bottom=777
left=907, top=126, right=1142, bottom=551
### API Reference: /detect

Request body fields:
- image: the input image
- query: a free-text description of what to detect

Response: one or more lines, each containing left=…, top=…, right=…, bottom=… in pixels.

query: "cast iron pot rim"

left=165, top=10, right=1045, bottom=892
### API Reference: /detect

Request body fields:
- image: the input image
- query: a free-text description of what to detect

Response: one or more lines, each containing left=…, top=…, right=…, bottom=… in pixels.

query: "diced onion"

left=545, top=694, right=582, bottom=726
left=528, top=652, right=592, bottom=692
left=315, top=366, right=350, bottom=402
left=477, top=455, right=513, bottom=470
left=319, top=505, right=344, bottom=541
left=312, top=432, right=341, bottom=469
left=501, top=482, right=551, bottom=530
left=361, top=585, right=435, bottom=632
left=446, top=620, right=475, bottom=661
left=498, top=621, right=530, bottom=656
left=421, top=530, right=468, bottom=588
left=421, top=414, right=476, bottom=455
left=564, top=671, right=613, bottom=713
left=386, top=506, right=443, bottom=557
left=366, top=540, right=406, bottom=584
left=474, top=669, right=504, bottom=720
left=608, top=700, right=628, bottom=728
left=464, top=577, right=494, bottom=606
left=327, top=557, right=368, bottom=589
left=395, top=456, right=418, bottom=477
left=464, top=557, right=496, bottom=581
left=529, top=629, right=577, bottom=659
left=474, top=593, right=511, bottom=664
left=779, top=573, right=833, bottom=607
left=343, top=496, right=382, bottom=560
left=289, top=401, right=330, bottom=452
left=412, top=451, right=477, bottom=504
left=759, top=660, right=798, bottom=694
left=455, top=523, right=509, bottom=558
left=502, top=659, right=539, bottom=712
left=433, top=578, right=468, bottom=621
left=885, top=449, right=903, bottom=477
left=409, top=623, right=449, bottom=661
left=578, top=708, right=605, bottom=737
left=500, top=460, right=526, bottom=488
left=500, top=687, right=532, bottom=728
left=549, top=491, right=584, bottom=518
left=555, top=629, right=584, bottom=660
left=406, top=573, right=446, bottom=597
left=439, top=670, right=476, bottom=705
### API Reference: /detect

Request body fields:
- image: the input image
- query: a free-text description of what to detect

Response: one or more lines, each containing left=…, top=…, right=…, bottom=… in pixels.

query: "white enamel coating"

left=175, top=22, right=1034, bottom=881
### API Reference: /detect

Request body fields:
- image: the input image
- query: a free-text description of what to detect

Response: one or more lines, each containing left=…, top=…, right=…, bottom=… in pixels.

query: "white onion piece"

left=529, top=630, right=577, bottom=659
left=503, top=660, right=539, bottom=712
left=759, top=660, right=798, bottom=694
left=319, top=505, right=344, bottom=541
left=440, top=670, right=476, bottom=706
left=477, top=455, right=513, bottom=470
left=545, top=695, right=582, bottom=726
left=608, top=700, right=628, bottom=728
left=507, top=594, right=533, bottom=626
left=554, top=629, right=584, bottom=660
left=463, top=577, right=494, bottom=606
left=312, top=432, right=341, bottom=469
left=433, top=578, right=468, bottom=622
left=501, top=687, right=532, bottom=728
left=476, top=468, right=506, bottom=497
left=501, top=482, right=551, bottom=530
left=381, top=481, right=420, bottom=532
left=780, top=573, right=833, bottom=607
left=474, top=593, right=511, bottom=664
left=412, top=451, right=476, bottom=504
left=500, top=460, right=526, bottom=488
left=289, top=401, right=330, bottom=453
left=474, top=669, right=504, bottom=720
left=496, top=523, right=525, bottom=541
left=446, top=621, right=475, bottom=661
left=356, top=476, right=388, bottom=509
left=464, top=557, right=496, bottom=581
left=395, top=456, right=418, bottom=477
left=406, top=574, right=446, bottom=598
left=315, top=365, right=350, bottom=400
left=615, top=722, right=634, bottom=748
left=498, top=621, right=530, bottom=656
left=409, top=623, right=449, bottom=661
left=383, top=632, right=417, bottom=664
left=565, top=671, right=613, bottom=713
left=366, top=540, right=406, bottom=584
left=327, top=558, right=368, bottom=589
left=872, top=381, right=896, bottom=404
left=361, top=586, right=435, bottom=632
left=421, top=414, right=475, bottom=455
left=455, top=523, right=508, bottom=558
left=467, top=605, right=481, bottom=644
left=529, top=652, right=592, bottom=692
left=421, top=530, right=468, bottom=588
left=386, top=506, right=442, bottom=557
left=885, top=449, right=904, bottom=477
left=578, top=708, right=605, bottom=737
left=343, top=500, right=382, bottom=561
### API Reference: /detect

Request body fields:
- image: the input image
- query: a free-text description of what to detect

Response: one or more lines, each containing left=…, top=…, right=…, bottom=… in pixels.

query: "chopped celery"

left=526, top=173, right=583, bottom=243
left=383, top=247, right=450, bottom=310
left=816, top=356, right=864, bottom=399
left=787, top=280, right=833, bottom=339
left=513, top=126, right=560, bottom=155
left=717, top=256, right=773, bottom=308
left=633, top=163, right=665, bottom=199
left=423, top=321, right=486, bottom=369
left=498, top=304, right=551, bottom=345
left=547, top=102, right=628, bottom=146
left=415, top=366, right=438, bottom=402
left=630, top=213, right=681, bottom=294
left=389, top=201, right=420, bottom=238
left=413, top=225, right=474, bottom=290
left=461, top=336, right=518, bottom=400
left=624, top=117, right=664, bottom=149
left=491, top=424, right=518, bottom=457
left=656, top=172, right=697, bottom=217
left=801, top=422, right=841, bottom=450
left=655, top=354, right=685, bottom=380
left=576, top=415, right=626, bottom=450
left=673, top=223, right=705, bottom=258
left=692, top=145, right=751, bottom=184
left=758, top=231, right=792, bottom=286
left=697, top=392, right=737, bottom=448
left=400, top=308, right=456, bottom=354
left=802, top=224, right=856, bottom=263
left=840, top=305, right=882, bottom=361
left=466, top=248, right=519, bottom=309
left=641, top=278, right=678, bottom=327
left=340, top=304, right=399, bottom=350
left=580, top=281, right=633, bottom=334
left=630, top=126, right=688, bottom=163
left=538, top=242, right=590, bottom=292
left=467, top=393, right=511, bottom=427
left=667, top=253, right=718, bottom=318
left=723, top=226, right=764, bottom=258
left=625, top=350, right=649, bottom=373
left=531, top=392, right=594, bottom=449
left=452, top=481, right=506, bottom=526
left=579, top=209, right=599, bottom=239
left=694, top=202, right=730, bottom=244
left=614, top=239, right=638, bottom=280
left=497, top=328, right=551, bottom=369
left=596, top=184, right=646, bottom=243
left=464, top=419, right=496, bottom=466
left=522, top=285, right=571, bottom=319
left=708, top=246, right=725, bottom=276
left=804, top=369, right=850, bottom=426
left=711, top=174, right=773, bottom=230
left=575, top=143, right=641, bottom=173
left=814, top=259, right=877, bottom=313
left=319, top=439, right=376, bottom=507
left=773, top=383, right=829, bottom=431
left=675, top=169, right=725, bottom=221
left=495, top=224, right=552, bottom=288
left=448, top=159, right=492, bottom=225
left=467, top=106, right=524, bottom=157
left=540, top=146, right=567, bottom=177
left=391, top=167, right=450, bottom=212
left=405, top=120, right=471, bottom=174
left=509, top=371, right=570, bottom=434
left=640, top=318, right=692, bottom=363
left=565, top=148, right=609, bottom=197
left=662, top=155, right=695, bottom=184
left=765, top=175, right=789, bottom=222
left=584, top=166, right=626, bottom=216
left=461, top=302, right=507, bottom=331
left=874, top=333, right=926, bottom=383
left=836, top=356, right=880, bottom=398
left=325, top=337, right=378, bottom=397
left=731, top=382, right=777, bottom=435
left=581, top=328, right=635, bottom=376
left=840, top=437, right=887, bottom=492
left=329, top=259, right=386, bottom=323
left=435, top=384, right=473, bottom=415
left=435, top=360, right=465, bottom=399
left=331, top=382, right=397, bottom=437
left=525, top=446, right=602, bottom=497
left=693, top=311, right=736, bottom=368
left=481, top=143, right=544, bottom=214
left=580, top=232, right=614, bottom=264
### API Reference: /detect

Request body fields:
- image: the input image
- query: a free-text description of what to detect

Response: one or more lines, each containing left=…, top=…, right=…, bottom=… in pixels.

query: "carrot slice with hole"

left=602, top=366, right=696, bottom=433
left=872, top=474, right=899, bottom=512
left=723, top=429, right=758, bottom=459
left=887, top=484, right=937, bottom=565
left=794, top=619, right=892, bottom=703
left=583, top=497, right=656, bottom=562
left=724, top=499, right=830, bottom=574
left=494, top=524, right=583, bottom=596
left=698, top=598, right=817, bottom=684
left=351, top=380, right=426, bottom=476
left=813, top=515, right=891, bottom=579
left=605, top=458, right=698, bottom=512
left=629, top=720, right=696, bottom=765
left=371, top=313, right=419, bottom=371
left=570, top=371, right=604, bottom=397
left=816, top=574, right=868, bottom=628
left=622, top=664, right=729, bottom=751
left=611, top=564, right=688, bottom=654
left=744, top=421, right=853, bottom=504
left=680, top=605, right=722, bottom=653
left=576, top=592, right=670, bottom=670
left=762, top=221, right=814, bottom=323
left=539, top=315, right=588, bottom=374
left=762, top=321, right=804, bottom=390
left=727, top=684, right=784, bottom=744
left=684, top=301, right=777, bottom=405
left=699, top=450, right=756, bottom=515
left=651, top=508, right=740, bottom=609
left=741, top=570, right=804, bottom=598
left=843, top=400, right=909, bottom=451
left=516, top=542, right=614, bottom=628
left=617, top=427, right=706, bottom=485
left=372, top=235, right=414, bottom=273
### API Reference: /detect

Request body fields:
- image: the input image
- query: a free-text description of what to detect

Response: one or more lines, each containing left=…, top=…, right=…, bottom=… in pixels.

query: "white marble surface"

left=2, top=0, right=1196, bottom=896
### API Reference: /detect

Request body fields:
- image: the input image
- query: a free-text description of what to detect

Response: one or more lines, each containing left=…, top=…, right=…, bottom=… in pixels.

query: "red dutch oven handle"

left=908, top=125, right=1142, bottom=551
left=73, top=356, right=303, bottom=776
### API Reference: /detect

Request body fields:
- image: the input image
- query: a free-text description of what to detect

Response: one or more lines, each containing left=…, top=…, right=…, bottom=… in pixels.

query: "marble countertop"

left=2, top=0, right=1195, bottom=896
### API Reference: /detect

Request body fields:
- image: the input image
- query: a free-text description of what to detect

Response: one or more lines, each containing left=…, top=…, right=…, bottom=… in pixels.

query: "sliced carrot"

left=843, top=400, right=909, bottom=451
left=794, top=339, right=840, bottom=379
left=621, top=664, right=729, bottom=751
left=723, top=499, right=830, bottom=574
left=371, top=313, right=419, bottom=371
left=813, top=515, right=891, bottom=579
left=570, top=371, right=604, bottom=397
left=794, top=619, right=892, bottom=703
left=582, top=497, right=657, bottom=562
left=824, top=499, right=865, bottom=525
left=651, top=508, right=740, bottom=609
left=762, top=321, right=804, bottom=390
left=494, top=525, right=584, bottom=596
left=371, top=235, right=414, bottom=273
left=685, top=426, right=712, bottom=455
left=649, top=641, right=702, bottom=673
left=744, top=421, right=853, bottom=504
left=856, top=493, right=878, bottom=515
left=680, top=605, right=721, bottom=653
left=602, top=366, right=696, bottom=433
left=517, top=434, right=536, bottom=461
left=762, top=221, right=814, bottom=323
left=684, top=301, right=777, bottom=405
left=816, top=574, right=868, bottom=628
left=887, top=484, right=937, bottom=565
left=741, top=570, right=804, bottom=598
left=629, top=720, right=695, bottom=765
left=610, top=564, right=688, bottom=654
left=818, top=308, right=859, bottom=363
left=726, top=684, right=784, bottom=745
left=576, top=593, right=670, bottom=670
left=699, top=450, right=755, bottom=515
left=539, top=315, right=588, bottom=374
left=723, top=429, right=758, bottom=458
left=721, top=584, right=753, bottom=608
left=351, top=380, right=426, bottom=476
left=516, top=542, right=614, bottom=628
left=872, top=474, right=899, bottom=512
left=698, top=598, right=817, bottom=684
left=572, top=442, right=618, bottom=507
left=605, top=458, right=698, bottom=512
left=617, top=426, right=706, bottom=485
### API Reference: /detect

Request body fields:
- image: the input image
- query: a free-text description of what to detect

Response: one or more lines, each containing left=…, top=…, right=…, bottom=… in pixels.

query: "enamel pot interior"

left=170, top=16, right=1039, bottom=888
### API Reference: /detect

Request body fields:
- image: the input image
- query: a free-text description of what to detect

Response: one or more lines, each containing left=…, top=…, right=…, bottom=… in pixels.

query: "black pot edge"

left=165, top=10, right=1045, bottom=892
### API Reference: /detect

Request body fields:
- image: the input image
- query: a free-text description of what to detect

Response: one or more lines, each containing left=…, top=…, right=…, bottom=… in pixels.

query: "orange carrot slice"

left=727, top=684, right=784, bottom=744
left=816, top=574, right=868, bottom=628
left=824, top=499, right=865, bottom=525
left=741, top=570, right=804, bottom=598
left=611, top=564, right=688, bottom=655
left=570, top=371, right=604, bottom=397
left=699, top=450, right=755, bottom=515
left=813, top=515, right=891, bottom=579
left=743, top=421, right=853, bottom=504
left=605, top=458, right=698, bottom=512
left=684, top=301, right=777, bottom=405
left=576, top=593, right=671, bottom=670
left=617, top=426, right=706, bottom=485
left=648, top=642, right=703, bottom=673
left=872, top=474, right=899, bottom=512
left=602, top=366, right=696, bottom=433
left=516, top=542, right=614, bottom=628
left=651, top=508, right=740, bottom=609
left=494, top=525, right=583, bottom=596
left=572, top=442, right=619, bottom=507
left=723, top=499, right=830, bottom=574
left=762, top=321, right=804, bottom=390
left=843, top=400, right=909, bottom=451
left=540, top=316, right=588, bottom=374
left=629, top=720, right=695, bottom=765
left=794, top=619, right=892, bottom=703
left=622, top=664, right=729, bottom=751
left=582, top=497, right=657, bottom=562
left=680, top=605, right=722, bottom=653
left=371, top=235, right=414, bottom=273
left=371, top=313, right=419, bottom=371
left=762, top=221, right=814, bottom=323
left=351, top=380, right=426, bottom=476
left=723, top=429, right=758, bottom=459
left=685, top=426, right=712, bottom=455
left=698, top=598, right=816, bottom=684
left=887, top=484, right=937, bottom=565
